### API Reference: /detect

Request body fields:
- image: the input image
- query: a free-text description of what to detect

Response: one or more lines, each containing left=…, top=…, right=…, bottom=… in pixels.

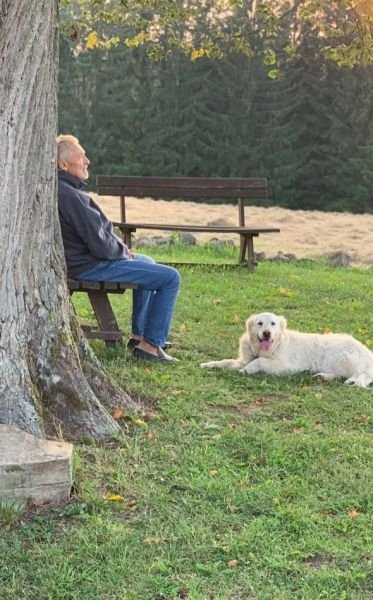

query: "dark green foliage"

left=59, top=19, right=373, bottom=213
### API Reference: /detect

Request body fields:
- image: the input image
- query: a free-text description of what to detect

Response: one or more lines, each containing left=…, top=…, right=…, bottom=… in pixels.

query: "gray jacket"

left=58, top=170, right=130, bottom=278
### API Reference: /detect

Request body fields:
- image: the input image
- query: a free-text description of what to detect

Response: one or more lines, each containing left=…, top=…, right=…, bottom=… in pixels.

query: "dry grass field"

left=93, top=193, right=373, bottom=267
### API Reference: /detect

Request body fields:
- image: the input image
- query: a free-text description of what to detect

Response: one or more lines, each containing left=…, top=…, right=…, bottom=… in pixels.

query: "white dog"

left=201, top=312, right=373, bottom=388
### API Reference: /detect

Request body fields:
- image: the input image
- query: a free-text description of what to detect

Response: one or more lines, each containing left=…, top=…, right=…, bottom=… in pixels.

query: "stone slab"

left=0, top=425, right=73, bottom=504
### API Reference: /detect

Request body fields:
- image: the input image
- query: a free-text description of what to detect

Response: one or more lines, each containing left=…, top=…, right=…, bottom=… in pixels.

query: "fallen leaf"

left=272, top=497, right=281, bottom=506
left=232, top=314, right=241, bottom=322
left=112, top=408, right=125, bottom=420
left=227, top=559, right=238, bottom=568
left=315, top=393, right=323, bottom=400
left=354, top=415, right=369, bottom=423
left=357, top=327, right=368, bottom=334
left=278, top=287, right=293, bottom=297
left=146, top=432, right=158, bottom=440
left=212, top=298, right=222, bottom=304
left=141, top=411, right=158, bottom=422
left=292, top=427, right=304, bottom=433
left=255, top=397, right=267, bottom=406
left=322, top=327, right=333, bottom=334
left=348, top=509, right=359, bottom=519
left=209, top=469, right=218, bottom=477
left=131, top=418, right=148, bottom=428
left=143, top=536, right=162, bottom=545
left=103, top=494, right=125, bottom=502
left=228, top=422, right=237, bottom=430
left=179, top=323, right=187, bottom=332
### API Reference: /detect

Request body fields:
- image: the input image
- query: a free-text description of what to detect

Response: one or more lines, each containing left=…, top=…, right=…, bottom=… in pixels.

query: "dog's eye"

left=258, top=321, right=263, bottom=326
left=271, top=322, right=276, bottom=326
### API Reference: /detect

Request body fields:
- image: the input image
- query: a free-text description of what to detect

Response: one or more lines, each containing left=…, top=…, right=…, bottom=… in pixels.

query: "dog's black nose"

left=263, top=330, right=271, bottom=340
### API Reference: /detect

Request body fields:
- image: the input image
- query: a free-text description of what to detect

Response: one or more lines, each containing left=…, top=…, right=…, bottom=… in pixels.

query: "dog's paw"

left=313, top=372, right=336, bottom=382
left=200, top=361, right=218, bottom=369
left=344, top=374, right=370, bottom=388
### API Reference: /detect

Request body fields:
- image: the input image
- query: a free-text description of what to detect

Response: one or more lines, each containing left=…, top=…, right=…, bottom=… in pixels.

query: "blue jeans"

left=78, top=254, right=181, bottom=347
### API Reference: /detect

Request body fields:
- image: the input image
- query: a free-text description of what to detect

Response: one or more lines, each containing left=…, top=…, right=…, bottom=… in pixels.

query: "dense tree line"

left=59, top=21, right=373, bottom=213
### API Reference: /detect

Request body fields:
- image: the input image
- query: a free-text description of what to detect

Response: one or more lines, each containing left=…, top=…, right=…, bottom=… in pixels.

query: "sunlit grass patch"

left=1, top=247, right=372, bottom=600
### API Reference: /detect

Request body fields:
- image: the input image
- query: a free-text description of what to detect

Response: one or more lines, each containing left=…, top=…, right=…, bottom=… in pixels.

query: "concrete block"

left=0, top=425, right=73, bottom=504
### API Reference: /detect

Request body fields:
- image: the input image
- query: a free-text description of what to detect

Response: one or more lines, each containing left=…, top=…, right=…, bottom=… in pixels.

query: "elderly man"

left=57, top=134, right=180, bottom=362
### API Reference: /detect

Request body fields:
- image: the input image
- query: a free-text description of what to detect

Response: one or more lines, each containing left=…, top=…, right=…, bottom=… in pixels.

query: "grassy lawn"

left=1, top=246, right=372, bottom=599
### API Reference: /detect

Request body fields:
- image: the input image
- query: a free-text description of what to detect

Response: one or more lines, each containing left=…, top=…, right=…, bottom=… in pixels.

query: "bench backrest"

left=96, top=175, right=268, bottom=228
left=96, top=176, right=268, bottom=200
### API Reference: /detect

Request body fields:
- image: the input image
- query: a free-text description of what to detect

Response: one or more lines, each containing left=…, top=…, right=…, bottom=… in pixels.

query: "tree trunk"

left=0, top=0, right=138, bottom=440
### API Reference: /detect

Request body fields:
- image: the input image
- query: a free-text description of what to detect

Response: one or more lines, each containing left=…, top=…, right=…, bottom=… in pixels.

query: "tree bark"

left=0, top=0, right=138, bottom=440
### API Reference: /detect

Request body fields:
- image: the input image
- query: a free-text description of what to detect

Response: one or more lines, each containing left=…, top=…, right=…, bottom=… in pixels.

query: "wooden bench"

left=67, top=279, right=138, bottom=347
left=96, top=176, right=280, bottom=271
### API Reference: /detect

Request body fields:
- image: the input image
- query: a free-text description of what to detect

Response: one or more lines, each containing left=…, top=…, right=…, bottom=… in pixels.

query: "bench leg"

left=239, top=234, right=256, bottom=272
left=124, top=231, right=132, bottom=248
left=87, top=291, right=123, bottom=347
left=239, top=236, right=247, bottom=264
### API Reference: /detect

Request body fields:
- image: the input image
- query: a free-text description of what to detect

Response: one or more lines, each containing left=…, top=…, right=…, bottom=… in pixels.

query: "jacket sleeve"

left=65, top=191, right=130, bottom=260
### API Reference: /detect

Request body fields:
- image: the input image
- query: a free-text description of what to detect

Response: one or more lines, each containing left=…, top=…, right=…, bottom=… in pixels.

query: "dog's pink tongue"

left=260, top=339, right=272, bottom=352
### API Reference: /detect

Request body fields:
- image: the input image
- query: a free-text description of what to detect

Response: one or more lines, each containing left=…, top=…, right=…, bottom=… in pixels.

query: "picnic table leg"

left=87, top=290, right=123, bottom=347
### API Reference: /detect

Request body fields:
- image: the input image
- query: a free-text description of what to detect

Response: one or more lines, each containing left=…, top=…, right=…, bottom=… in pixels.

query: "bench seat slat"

left=113, top=222, right=280, bottom=234
left=67, top=279, right=138, bottom=292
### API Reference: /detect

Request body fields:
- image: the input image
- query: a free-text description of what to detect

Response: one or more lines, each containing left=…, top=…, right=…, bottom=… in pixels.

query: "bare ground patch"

left=207, top=394, right=285, bottom=416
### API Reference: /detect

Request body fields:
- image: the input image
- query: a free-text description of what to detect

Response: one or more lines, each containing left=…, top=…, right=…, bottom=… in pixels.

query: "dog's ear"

left=246, top=314, right=257, bottom=334
left=279, top=315, right=287, bottom=331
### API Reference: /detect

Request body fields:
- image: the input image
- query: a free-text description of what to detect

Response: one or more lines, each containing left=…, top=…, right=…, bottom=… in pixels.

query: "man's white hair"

left=56, top=134, right=80, bottom=162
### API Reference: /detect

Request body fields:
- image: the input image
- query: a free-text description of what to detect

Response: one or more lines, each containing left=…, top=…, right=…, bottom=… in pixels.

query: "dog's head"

left=246, top=312, right=287, bottom=354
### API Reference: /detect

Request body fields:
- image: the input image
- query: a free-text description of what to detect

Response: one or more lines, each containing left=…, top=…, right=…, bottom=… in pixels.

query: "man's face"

left=60, top=143, right=90, bottom=180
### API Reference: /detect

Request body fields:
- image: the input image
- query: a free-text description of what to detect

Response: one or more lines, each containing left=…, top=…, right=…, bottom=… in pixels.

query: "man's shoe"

left=133, top=346, right=178, bottom=362
left=127, top=338, right=140, bottom=350
left=127, top=338, right=172, bottom=351
left=157, top=347, right=179, bottom=362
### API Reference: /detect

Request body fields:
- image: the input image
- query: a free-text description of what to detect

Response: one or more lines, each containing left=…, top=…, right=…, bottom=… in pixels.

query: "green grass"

left=1, top=246, right=372, bottom=599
